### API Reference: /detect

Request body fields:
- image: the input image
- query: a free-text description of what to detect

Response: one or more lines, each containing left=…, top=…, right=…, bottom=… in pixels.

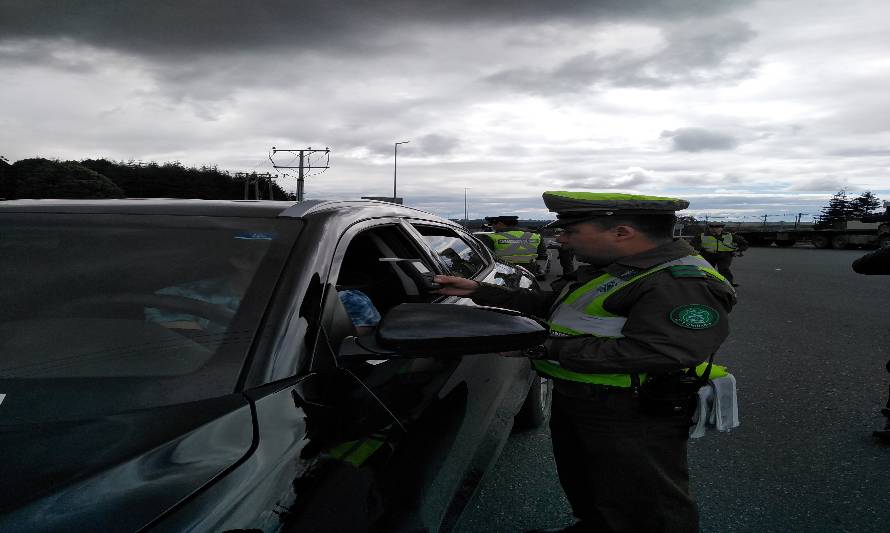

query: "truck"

left=681, top=202, right=890, bottom=250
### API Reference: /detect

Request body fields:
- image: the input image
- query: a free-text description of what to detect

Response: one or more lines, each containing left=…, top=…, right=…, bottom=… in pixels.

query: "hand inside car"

left=433, top=275, right=480, bottom=297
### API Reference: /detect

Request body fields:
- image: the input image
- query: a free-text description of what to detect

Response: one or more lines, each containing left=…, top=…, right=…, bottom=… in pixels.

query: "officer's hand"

left=433, top=275, right=480, bottom=297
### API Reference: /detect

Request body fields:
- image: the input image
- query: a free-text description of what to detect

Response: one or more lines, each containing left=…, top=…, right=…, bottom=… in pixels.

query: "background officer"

left=691, top=221, right=747, bottom=287
left=435, top=191, right=737, bottom=533
left=551, top=229, right=578, bottom=276
left=851, top=247, right=890, bottom=441
left=480, top=215, right=547, bottom=276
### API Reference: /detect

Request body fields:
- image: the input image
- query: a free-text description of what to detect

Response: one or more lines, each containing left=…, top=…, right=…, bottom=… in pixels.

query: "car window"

left=313, top=223, right=441, bottom=364
left=334, top=224, right=440, bottom=316
left=412, top=225, right=488, bottom=279
left=0, top=213, right=301, bottom=422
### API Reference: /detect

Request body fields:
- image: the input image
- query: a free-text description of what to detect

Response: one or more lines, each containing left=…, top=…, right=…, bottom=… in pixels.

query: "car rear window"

left=0, top=212, right=300, bottom=422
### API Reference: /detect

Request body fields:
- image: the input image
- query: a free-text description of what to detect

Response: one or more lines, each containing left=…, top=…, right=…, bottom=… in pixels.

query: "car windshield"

left=0, top=212, right=301, bottom=423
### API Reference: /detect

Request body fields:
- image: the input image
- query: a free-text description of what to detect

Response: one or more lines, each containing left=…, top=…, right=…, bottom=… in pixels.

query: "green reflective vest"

left=699, top=233, right=737, bottom=253
left=487, top=230, right=542, bottom=265
left=534, top=255, right=731, bottom=387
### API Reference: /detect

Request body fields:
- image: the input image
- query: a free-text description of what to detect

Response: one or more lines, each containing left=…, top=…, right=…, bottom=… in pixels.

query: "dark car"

left=0, top=199, right=551, bottom=532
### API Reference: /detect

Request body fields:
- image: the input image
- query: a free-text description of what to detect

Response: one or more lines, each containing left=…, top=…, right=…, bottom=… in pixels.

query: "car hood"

left=0, top=394, right=253, bottom=532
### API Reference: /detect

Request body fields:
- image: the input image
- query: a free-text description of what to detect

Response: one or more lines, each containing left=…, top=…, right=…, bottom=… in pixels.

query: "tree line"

left=0, top=157, right=292, bottom=201
left=815, top=190, right=884, bottom=228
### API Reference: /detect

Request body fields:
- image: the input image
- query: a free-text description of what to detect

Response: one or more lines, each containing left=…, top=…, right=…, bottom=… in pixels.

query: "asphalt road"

left=457, top=246, right=890, bottom=533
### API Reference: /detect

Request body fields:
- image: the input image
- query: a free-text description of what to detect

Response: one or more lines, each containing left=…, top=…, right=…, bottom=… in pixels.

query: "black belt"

left=554, top=379, right=635, bottom=399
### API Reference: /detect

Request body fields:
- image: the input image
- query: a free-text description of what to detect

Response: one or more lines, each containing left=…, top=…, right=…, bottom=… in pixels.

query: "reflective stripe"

left=541, top=255, right=731, bottom=386
left=328, top=437, right=385, bottom=467
left=695, top=362, right=728, bottom=379
left=533, top=359, right=643, bottom=387
left=700, top=233, right=737, bottom=252
left=489, top=230, right=542, bottom=264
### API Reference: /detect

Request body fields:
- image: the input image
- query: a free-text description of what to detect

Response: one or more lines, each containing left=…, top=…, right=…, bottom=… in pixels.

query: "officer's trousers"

left=701, top=251, right=735, bottom=283
left=550, top=387, right=698, bottom=533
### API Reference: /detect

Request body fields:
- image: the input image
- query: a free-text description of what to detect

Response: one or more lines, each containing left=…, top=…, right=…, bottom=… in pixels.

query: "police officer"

left=691, top=221, right=747, bottom=287
left=480, top=215, right=547, bottom=275
left=554, top=231, right=577, bottom=276
left=851, top=247, right=890, bottom=441
left=435, top=191, right=737, bottom=533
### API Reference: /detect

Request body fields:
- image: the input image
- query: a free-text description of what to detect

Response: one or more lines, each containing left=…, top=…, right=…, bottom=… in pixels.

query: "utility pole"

left=269, top=147, right=330, bottom=201
left=235, top=172, right=275, bottom=200
left=394, top=140, right=410, bottom=202
left=795, top=213, right=809, bottom=229
left=464, top=188, right=470, bottom=228
left=760, top=214, right=780, bottom=226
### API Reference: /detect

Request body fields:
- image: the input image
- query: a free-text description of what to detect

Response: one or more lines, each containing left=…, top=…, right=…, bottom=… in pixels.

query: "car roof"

left=0, top=198, right=441, bottom=220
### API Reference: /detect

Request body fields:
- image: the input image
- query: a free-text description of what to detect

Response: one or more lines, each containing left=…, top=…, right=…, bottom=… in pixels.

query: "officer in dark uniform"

left=435, top=191, right=737, bottom=533
left=690, top=222, right=748, bottom=287
left=552, top=229, right=578, bottom=276
left=480, top=215, right=548, bottom=276
left=851, top=247, right=890, bottom=441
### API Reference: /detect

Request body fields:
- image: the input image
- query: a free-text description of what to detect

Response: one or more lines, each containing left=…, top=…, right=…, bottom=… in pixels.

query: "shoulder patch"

left=669, top=265, right=706, bottom=278
left=670, top=304, right=720, bottom=329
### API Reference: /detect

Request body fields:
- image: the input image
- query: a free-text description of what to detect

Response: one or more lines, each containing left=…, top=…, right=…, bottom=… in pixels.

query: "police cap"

left=484, top=215, right=519, bottom=225
left=542, top=191, right=689, bottom=228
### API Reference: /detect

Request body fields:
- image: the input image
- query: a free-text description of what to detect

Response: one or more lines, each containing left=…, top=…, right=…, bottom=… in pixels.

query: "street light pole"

left=393, top=140, right=410, bottom=200
left=464, top=187, right=470, bottom=228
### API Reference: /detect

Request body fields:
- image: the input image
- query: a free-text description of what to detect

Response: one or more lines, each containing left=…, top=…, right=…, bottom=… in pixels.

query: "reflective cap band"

left=542, top=191, right=689, bottom=216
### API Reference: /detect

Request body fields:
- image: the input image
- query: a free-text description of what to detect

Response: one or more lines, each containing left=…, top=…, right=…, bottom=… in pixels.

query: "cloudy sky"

left=2, top=0, right=889, bottom=221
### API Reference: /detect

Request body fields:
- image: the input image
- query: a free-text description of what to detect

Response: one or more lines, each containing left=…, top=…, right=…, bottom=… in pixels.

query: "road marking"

left=0, top=394, right=5, bottom=407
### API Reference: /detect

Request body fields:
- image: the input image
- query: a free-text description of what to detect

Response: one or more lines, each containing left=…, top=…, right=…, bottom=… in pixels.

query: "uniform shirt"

left=851, top=248, right=890, bottom=275
left=690, top=231, right=749, bottom=253
left=480, top=225, right=548, bottom=259
left=471, top=239, right=737, bottom=375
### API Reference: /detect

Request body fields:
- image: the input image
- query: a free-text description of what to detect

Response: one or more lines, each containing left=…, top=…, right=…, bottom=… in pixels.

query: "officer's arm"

left=537, top=235, right=547, bottom=258
left=546, top=275, right=735, bottom=374
left=852, top=248, right=890, bottom=275
left=434, top=275, right=555, bottom=316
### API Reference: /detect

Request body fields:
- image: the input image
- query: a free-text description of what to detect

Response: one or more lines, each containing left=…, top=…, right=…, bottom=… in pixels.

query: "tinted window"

left=413, top=225, right=487, bottom=278
left=0, top=213, right=300, bottom=422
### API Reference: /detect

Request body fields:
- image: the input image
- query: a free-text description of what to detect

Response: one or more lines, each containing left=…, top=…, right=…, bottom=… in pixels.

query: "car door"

left=400, top=220, right=538, bottom=529
left=292, top=217, right=472, bottom=531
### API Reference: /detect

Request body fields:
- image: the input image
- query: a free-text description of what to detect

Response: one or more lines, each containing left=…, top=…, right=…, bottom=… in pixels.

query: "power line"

left=269, top=147, right=330, bottom=201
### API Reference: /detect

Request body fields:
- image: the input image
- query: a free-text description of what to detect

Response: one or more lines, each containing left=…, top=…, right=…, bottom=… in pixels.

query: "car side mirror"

left=338, top=303, right=548, bottom=361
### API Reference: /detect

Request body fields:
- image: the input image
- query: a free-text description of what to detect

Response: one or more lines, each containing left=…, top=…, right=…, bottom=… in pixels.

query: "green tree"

left=0, top=156, right=13, bottom=199
left=79, top=159, right=292, bottom=200
left=816, top=189, right=854, bottom=229
left=12, top=158, right=124, bottom=199
left=850, top=191, right=882, bottom=218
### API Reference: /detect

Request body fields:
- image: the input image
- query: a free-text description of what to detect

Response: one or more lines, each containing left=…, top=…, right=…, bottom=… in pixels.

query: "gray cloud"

left=550, top=166, right=656, bottom=189
left=785, top=176, right=847, bottom=192
left=486, top=17, right=758, bottom=93
left=0, top=1, right=752, bottom=58
left=828, top=147, right=890, bottom=157
left=413, top=134, right=461, bottom=156
left=0, top=38, right=99, bottom=73
left=660, top=127, right=739, bottom=151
